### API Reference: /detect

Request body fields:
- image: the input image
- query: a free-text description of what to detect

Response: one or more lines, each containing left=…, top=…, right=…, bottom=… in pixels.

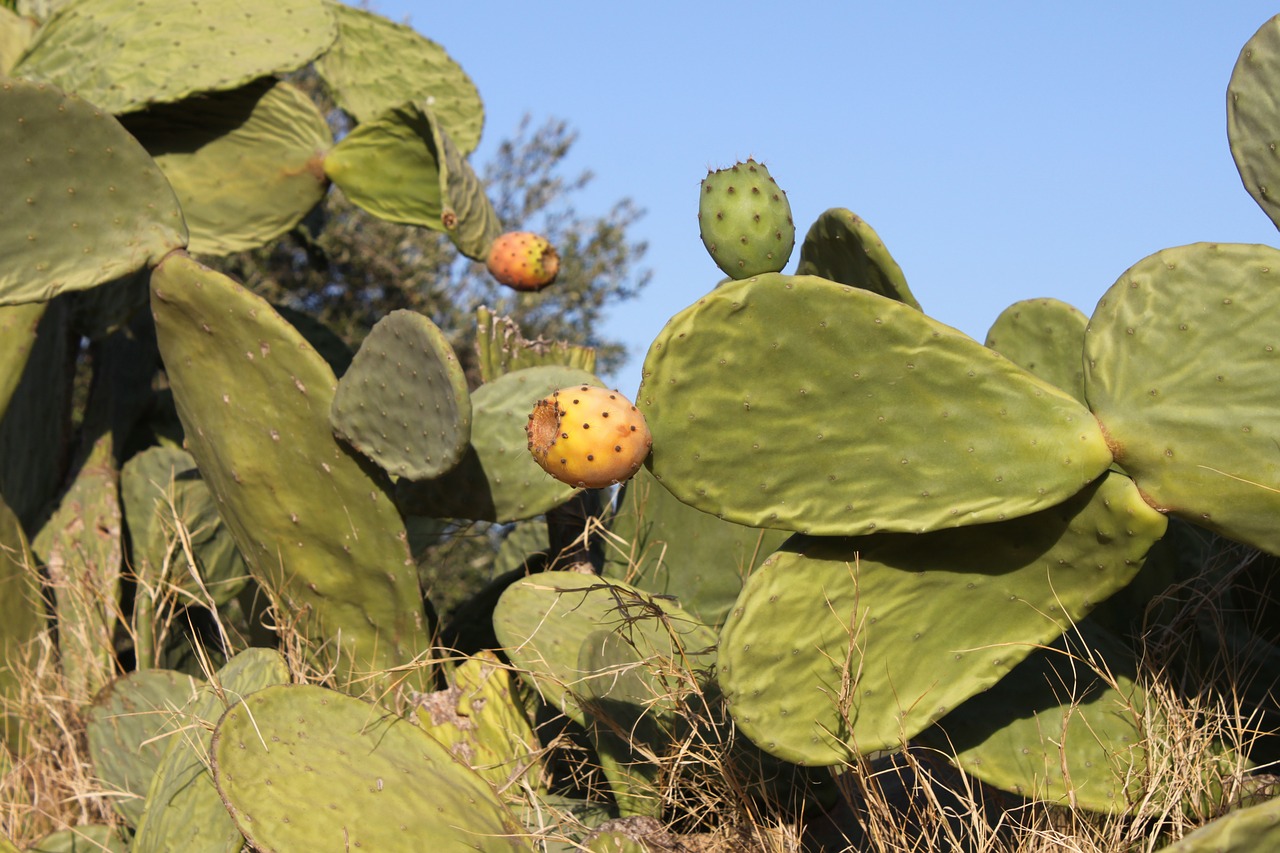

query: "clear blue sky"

left=379, top=2, right=1280, bottom=397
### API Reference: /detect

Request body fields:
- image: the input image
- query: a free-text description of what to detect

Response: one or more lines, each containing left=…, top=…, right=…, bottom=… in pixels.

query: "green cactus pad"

left=12, top=0, right=337, bottom=114
left=414, top=650, right=541, bottom=793
left=0, top=79, right=187, bottom=305
left=31, top=434, right=122, bottom=706
left=605, top=466, right=788, bottom=629
left=640, top=273, right=1113, bottom=536
left=131, top=648, right=289, bottom=853
left=0, top=493, right=42, bottom=753
left=331, top=309, right=472, bottom=480
left=795, top=208, right=921, bottom=310
left=1083, top=242, right=1280, bottom=553
left=26, top=826, right=128, bottom=853
left=717, top=470, right=1166, bottom=766
left=493, top=571, right=716, bottom=726
left=0, top=301, right=46, bottom=417
left=1229, top=14, right=1280, bottom=230
left=395, top=365, right=601, bottom=523
left=918, top=622, right=1147, bottom=813
left=211, top=683, right=532, bottom=852
left=85, top=668, right=200, bottom=826
left=1160, top=795, right=1280, bottom=851
left=120, top=79, right=332, bottom=256
left=698, top=159, right=795, bottom=279
left=315, top=0, right=483, bottom=154
left=985, top=297, right=1088, bottom=403
left=150, top=252, right=433, bottom=688
left=324, top=99, right=501, bottom=255
left=120, top=445, right=249, bottom=608
left=476, top=307, right=597, bottom=384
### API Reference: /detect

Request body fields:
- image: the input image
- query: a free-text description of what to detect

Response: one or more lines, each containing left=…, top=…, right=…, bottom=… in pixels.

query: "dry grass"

left=1, top=509, right=1278, bottom=851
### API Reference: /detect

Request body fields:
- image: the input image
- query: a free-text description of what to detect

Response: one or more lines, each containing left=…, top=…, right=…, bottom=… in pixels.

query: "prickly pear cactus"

left=717, top=471, right=1166, bottom=765
left=0, top=78, right=187, bottom=304
left=795, top=207, right=921, bottom=310
left=640, top=273, right=1114, bottom=536
left=150, top=252, right=433, bottom=690
left=25, top=826, right=127, bottom=852
left=331, top=309, right=472, bottom=480
left=85, top=668, right=199, bottom=826
left=211, top=683, right=533, bottom=852
left=985, top=297, right=1088, bottom=403
left=131, top=648, right=290, bottom=853
left=1228, top=13, right=1280, bottom=230
left=474, top=307, right=597, bottom=383
left=1083, top=242, right=1280, bottom=553
left=1160, top=793, right=1280, bottom=851
left=698, top=159, right=794, bottom=279
left=0, top=493, right=41, bottom=753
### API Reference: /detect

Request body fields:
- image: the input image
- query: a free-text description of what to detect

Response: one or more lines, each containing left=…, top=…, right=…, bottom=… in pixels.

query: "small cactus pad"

left=1228, top=14, right=1280, bottom=230
left=795, top=208, right=922, bottom=310
left=315, top=1, right=483, bottom=153
left=717, top=471, right=1166, bottom=765
left=396, top=365, right=602, bottom=522
left=0, top=79, right=187, bottom=305
left=85, top=669, right=200, bottom=826
left=13, top=0, right=337, bottom=114
left=699, top=159, right=795, bottom=279
left=493, top=571, right=716, bottom=726
left=150, top=252, right=433, bottom=689
left=0, top=301, right=46, bottom=417
left=486, top=231, right=561, bottom=291
left=475, top=306, right=597, bottom=383
left=26, top=827, right=128, bottom=852
left=0, top=493, right=41, bottom=752
left=324, top=98, right=500, bottom=254
left=918, top=622, right=1147, bottom=813
left=131, top=648, right=289, bottom=853
left=526, top=385, right=652, bottom=489
left=1083, top=242, right=1280, bottom=553
left=211, top=684, right=532, bottom=852
left=985, top=298, right=1089, bottom=404
left=120, top=79, right=332, bottom=256
left=640, top=273, right=1114, bottom=536
left=1159, top=794, right=1280, bottom=851
left=331, top=309, right=472, bottom=480
left=605, top=466, right=788, bottom=628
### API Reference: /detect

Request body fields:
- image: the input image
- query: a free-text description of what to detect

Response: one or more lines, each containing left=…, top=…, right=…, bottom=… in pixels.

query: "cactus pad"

left=211, top=683, right=532, bottom=852
left=13, top=0, right=337, bottom=114
left=120, top=79, right=332, bottom=256
left=795, top=208, right=921, bottom=310
left=475, top=307, right=597, bottom=383
left=131, top=648, right=289, bottom=853
left=331, top=309, right=472, bottom=480
left=1084, top=242, right=1280, bottom=553
left=1160, top=794, right=1280, bottom=851
left=698, top=159, right=794, bottom=279
left=85, top=668, right=200, bottom=826
left=150, top=252, right=433, bottom=688
left=0, top=79, right=187, bottom=305
left=985, top=297, right=1089, bottom=403
left=1228, top=14, right=1280, bottom=230
left=717, top=471, right=1166, bottom=765
left=0, top=493, right=41, bottom=752
left=641, top=273, right=1114, bottom=536
left=315, top=1, right=483, bottom=154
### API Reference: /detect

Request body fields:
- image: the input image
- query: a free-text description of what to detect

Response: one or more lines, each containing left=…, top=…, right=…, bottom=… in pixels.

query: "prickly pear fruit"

left=698, top=158, right=794, bottom=279
left=526, top=385, right=651, bottom=488
left=485, top=231, right=560, bottom=291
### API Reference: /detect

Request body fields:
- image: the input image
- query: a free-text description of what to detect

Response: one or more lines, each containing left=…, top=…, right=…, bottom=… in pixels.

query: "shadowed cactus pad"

left=796, top=208, right=921, bottom=310
left=212, top=684, right=532, bottom=852
left=640, top=273, right=1113, bottom=536
left=699, top=159, right=794, bottom=279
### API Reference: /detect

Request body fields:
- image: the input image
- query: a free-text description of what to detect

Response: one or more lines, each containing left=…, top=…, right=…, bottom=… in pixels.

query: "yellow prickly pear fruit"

left=485, top=231, right=560, bottom=291
left=526, top=385, right=652, bottom=488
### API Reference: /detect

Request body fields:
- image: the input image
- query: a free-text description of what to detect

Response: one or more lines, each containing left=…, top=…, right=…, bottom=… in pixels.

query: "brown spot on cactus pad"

left=525, top=385, right=651, bottom=488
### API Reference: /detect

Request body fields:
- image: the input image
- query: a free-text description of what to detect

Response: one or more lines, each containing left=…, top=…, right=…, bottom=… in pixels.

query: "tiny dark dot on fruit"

left=583, top=423, right=590, bottom=429
left=560, top=459, right=567, bottom=465
left=561, top=432, right=568, bottom=439
left=615, top=445, right=622, bottom=452
left=587, top=454, right=595, bottom=461
left=602, top=412, right=610, bottom=418
left=630, top=425, right=636, bottom=431
left=573, top=398, right=580, bottom=404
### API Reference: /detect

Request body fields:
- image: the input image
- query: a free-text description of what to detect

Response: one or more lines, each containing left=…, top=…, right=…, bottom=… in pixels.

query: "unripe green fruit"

left=526, top=385, right=652, bottom=488
left=698, top=158, right=794, bottom=279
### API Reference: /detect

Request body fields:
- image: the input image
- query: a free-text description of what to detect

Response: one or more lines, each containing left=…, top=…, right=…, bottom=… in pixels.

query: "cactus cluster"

left=4, top=1, right=1280, bottom=850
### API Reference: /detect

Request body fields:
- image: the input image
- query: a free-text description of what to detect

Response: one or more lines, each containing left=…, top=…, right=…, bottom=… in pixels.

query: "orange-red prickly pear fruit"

left=525, top=385, right=652, bottom=488
left=486, top=231, right=560, bottom=291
